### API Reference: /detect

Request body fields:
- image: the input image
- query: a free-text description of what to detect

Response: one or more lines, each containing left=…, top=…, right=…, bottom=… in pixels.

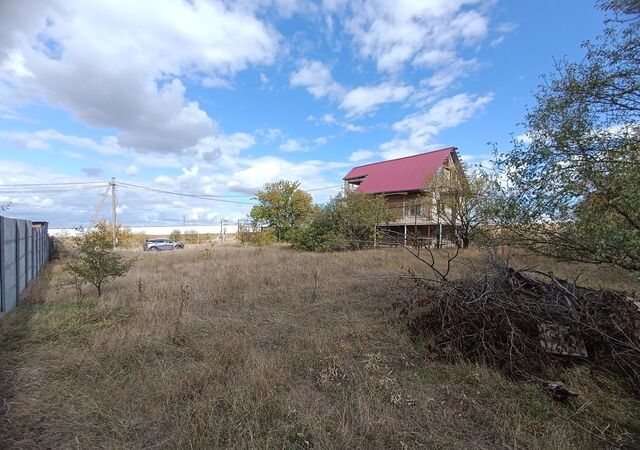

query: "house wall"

left=385, top=192, right=436, bottom=224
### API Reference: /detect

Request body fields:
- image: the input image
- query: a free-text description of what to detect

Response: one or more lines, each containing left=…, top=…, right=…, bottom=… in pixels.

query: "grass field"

left=1, top=243, right=639, bottom=448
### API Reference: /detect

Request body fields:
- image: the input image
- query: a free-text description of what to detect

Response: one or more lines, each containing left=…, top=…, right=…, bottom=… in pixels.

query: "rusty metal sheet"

left=539, top=323, right=588, bottom=357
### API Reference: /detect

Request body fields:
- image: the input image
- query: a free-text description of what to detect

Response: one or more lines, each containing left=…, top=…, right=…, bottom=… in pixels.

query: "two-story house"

left=343, top=147, right=465, bottom=247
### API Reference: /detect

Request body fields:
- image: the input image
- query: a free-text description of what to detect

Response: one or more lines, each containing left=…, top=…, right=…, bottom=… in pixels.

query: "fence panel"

left=0, top=216, right=49, bottom=318
left=26, top=224, right=33, bottom=283
left=1, top=217, right=18, bottom=315
left=16, top=220, right=28, bottom=294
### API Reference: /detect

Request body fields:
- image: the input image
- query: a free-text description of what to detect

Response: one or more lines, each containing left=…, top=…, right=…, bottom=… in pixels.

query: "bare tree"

left=431, top=164, right=493, bottom=248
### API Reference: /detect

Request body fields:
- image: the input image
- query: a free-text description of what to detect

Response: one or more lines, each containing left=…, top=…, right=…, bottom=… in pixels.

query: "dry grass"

left=0, top=243, right=639, bottom=449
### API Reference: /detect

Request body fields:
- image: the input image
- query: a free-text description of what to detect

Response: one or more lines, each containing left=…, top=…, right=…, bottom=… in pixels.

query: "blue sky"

left=0, top=0, right=604, bottom=227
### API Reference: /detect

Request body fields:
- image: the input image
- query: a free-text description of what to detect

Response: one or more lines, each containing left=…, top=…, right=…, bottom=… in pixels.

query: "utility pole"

left=220, top=218, right=223, bottom=241
left=110, top=177, right=117, bottom=248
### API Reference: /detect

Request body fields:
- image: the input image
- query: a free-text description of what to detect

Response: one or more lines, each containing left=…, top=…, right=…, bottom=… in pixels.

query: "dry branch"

left=397, top=253, right=640, bottom=393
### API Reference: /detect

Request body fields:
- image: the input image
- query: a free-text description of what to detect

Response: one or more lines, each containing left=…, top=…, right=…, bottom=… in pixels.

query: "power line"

left=0, top=179, right=341, bottom=194
left=117, top=181, right=257, bottom=205
left=0, top=186, right=107, bottom=194
left=306, top=184, right=342, bottom=192
left=0, top=181, right=106, bottom=187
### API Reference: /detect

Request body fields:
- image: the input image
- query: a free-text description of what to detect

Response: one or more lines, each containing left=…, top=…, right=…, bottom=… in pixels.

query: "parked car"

left=144, top=238, right=184, bottom=251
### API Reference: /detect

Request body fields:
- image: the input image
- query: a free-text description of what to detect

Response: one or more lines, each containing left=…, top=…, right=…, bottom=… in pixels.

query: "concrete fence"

left=0, top=216, right=50, bottom=318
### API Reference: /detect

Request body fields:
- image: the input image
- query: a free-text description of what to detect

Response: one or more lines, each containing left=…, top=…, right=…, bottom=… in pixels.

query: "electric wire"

left=0, top=181, right=106, bottom=187
left=305, top=184, right=342, bottom=191
left=0, top=185, right=108, bottom=194
left=117, top=182, right=257, bottom=205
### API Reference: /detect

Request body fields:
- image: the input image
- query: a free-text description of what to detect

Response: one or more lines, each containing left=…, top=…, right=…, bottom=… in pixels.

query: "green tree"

left=67, top=223, right=135, bottom=296
left=495, top=0, right=640, bottom=270
left=169, top=229, right=182, bottom=242
left=250, top=180, right=313, bottom=241
left=291, top=190, right=390, bottom=251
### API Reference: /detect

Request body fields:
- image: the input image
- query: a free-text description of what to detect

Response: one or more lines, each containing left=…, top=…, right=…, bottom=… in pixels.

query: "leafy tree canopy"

left=250, top=180, right=313, bottom=241
left=496, top=0, right=640, bottom=270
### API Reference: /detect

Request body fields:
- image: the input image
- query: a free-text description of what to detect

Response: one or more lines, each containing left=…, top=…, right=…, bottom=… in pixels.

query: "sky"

left=0, top=0, right=606, bottom=228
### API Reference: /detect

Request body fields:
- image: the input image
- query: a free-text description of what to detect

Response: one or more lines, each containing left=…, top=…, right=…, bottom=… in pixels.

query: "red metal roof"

left=343, top=147, right=456, bottom=194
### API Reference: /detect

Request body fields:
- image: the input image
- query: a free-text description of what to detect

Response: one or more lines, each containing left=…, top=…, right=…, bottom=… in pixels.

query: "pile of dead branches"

left=401, top=256, right=640, bottom=392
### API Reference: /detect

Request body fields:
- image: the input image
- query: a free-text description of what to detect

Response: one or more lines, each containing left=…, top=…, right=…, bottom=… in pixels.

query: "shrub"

left=291, top=190, right=389, bottom=251
left=169, top=229, right=182, bottom=242
left=249, top=229, right=278, bottom=246
left=66, top=226, right=135, bottom=296
left=81, top=221, right=144, bottom=248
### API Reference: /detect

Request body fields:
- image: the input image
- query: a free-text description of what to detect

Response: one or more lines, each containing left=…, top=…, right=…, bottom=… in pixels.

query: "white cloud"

left=308, top=112, right=365, bottom=132
left=202, top=75, right=234, bottom=89
left=0, top=129, right=124, bottom=155
left=344, top=123, right=365, bottom=132
left=343, top=0, right=489, bottom=72
left=226, top=156, right=344, bottom=195
left=497, top=22, right=518, bottom=34
left=62, top=151, right=84, bottom=160
left=290, top=60, right=344, bottom=99
left=313, top=136, right=331, bottom=146
left=81, top=167, right=103, bottom=177
left=259, top=127, right=285, bottom=142
left=0, top=104, right=23, bottom=121
left=321, top=0, right=348, bottom=12
left=321, top=113, right=336, bottom=124
left=490, top=36, right=505, bottom=47
left=348, top=149, right=374, bottom=162
left=124, top=165, right=138, bottom=176
left=188, top=132, right=256, bottom=166
left=294, top=2, right=493, bottom=119
left=0, top=0, right=279, bottom=153
left=412, top=49, right=456, bottom=68
left=234, top=0, right=312, bottom=18
left=418, top=58, right=478, bottom=95
left=0, top=126, right=259, bottom=178
left=0, top=134, right=349, bottom=226
left=307, top=113, right=337, bottom=125
left=279, top=138, right=309, bottom=152
left=340, top=83, right=412, bottom=117
left=491, top=21, right=517, bottom=47
left=381, top=92, right=494, bottom=159
left=0, top=160, right=110, bottom=226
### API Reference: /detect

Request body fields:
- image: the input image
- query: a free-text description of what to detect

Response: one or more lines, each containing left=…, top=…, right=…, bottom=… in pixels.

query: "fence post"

left=26, top=222, right=33, bottom=284
left=0, top=216, right=4, bottom=314
left=373, top=224, right=377, bottom=248
left=15, top=221, right=19, bottom=306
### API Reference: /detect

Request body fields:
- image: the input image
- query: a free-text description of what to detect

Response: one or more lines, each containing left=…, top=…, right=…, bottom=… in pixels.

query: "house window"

left=409, top=204, right=421, bottom=216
